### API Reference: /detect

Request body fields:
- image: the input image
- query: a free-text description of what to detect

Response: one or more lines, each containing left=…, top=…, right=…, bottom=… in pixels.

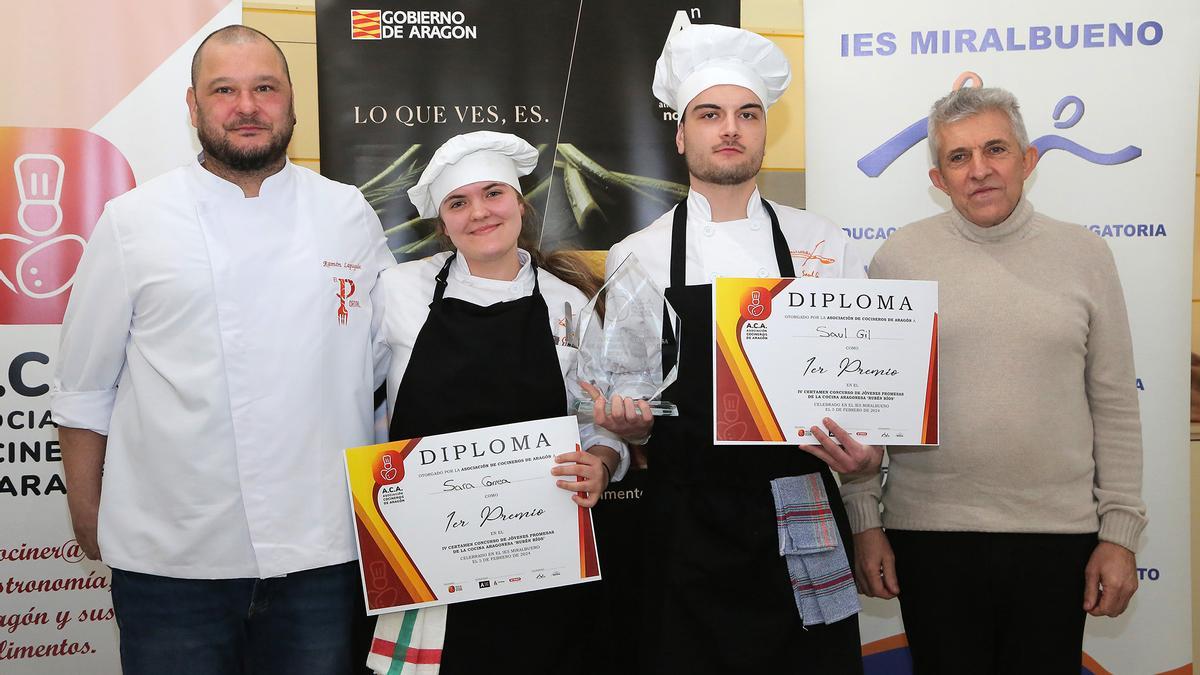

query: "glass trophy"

left=570, top=253, right=680, bottom=417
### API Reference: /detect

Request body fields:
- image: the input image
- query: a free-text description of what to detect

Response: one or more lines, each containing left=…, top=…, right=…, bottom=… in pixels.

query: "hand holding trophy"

left=570, top=253, right=680, bottom=418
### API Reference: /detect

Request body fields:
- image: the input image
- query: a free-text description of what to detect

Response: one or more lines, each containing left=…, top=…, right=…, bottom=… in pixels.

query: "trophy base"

left=574, top=400, right=679, bottom=417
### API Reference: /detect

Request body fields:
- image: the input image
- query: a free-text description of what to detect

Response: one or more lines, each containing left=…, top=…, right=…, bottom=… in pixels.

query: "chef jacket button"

left=750, top=222, right=761, bottom=231
left=703, top=225, right=714, bottom=237
left=758, top=267, right=769, bottom=277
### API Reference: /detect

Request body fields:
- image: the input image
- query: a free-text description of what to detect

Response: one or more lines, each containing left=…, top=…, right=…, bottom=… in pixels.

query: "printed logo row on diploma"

left=713, top=277, right=938, bottom=446
left=345, top=416, right=600, bottom=614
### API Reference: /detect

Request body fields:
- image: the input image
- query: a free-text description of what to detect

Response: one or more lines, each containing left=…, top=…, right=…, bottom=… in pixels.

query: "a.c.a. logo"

left=0, top=127, right=134, bottom=325
left=373, top=450, right=404, bottom=485
left=739, top=286, right=773, bottom=322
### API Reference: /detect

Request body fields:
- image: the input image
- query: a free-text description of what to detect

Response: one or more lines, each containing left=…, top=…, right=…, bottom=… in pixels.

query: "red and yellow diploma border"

left=714, top=278, right=793, bottom=442
left=346, top=438, right=437, bottom=609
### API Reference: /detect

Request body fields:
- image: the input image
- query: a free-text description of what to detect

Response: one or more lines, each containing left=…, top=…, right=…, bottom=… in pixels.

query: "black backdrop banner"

left=315, top=0, right=738, bottom=259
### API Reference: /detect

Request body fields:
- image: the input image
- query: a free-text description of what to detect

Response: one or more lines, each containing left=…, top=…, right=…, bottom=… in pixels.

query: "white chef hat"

left=652, top=23, right=791, bottom=114
left=407, top=131, right=539, bottom=219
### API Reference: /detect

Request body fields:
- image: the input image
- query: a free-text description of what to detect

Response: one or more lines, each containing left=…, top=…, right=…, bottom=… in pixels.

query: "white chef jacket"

left=607, top=189, right=868, bottom=285
left=51, top=159, right=395, bottom=579
left=378, top=249, right=630, bottom=480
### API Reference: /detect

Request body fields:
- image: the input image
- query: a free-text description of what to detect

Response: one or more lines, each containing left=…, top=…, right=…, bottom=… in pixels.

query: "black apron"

left=390, top=254, right=588, bottom=675
left=640, top=200, right=863, bottom=674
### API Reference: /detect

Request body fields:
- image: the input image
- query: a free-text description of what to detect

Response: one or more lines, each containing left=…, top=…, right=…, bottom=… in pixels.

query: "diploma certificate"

left=713, top=277, right=938, bottom=446
left=345, top=416, right=600, bottom=615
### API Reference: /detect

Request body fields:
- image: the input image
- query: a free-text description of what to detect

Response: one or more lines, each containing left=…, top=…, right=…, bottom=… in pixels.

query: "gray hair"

left=927, top=87, right=1029, bottom=168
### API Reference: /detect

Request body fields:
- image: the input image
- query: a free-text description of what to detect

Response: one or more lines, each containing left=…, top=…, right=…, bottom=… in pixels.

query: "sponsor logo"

left=447, top=584, right=462, bottom=593
left=351, top=9, right=478, bottom=40
left=509, top=577, right=521, bottom=583
left=857, top=71, right=1142, bottom=178
left=350, top=9, right=382, bottom=39
left=855, top=431, right=868, bottom=436
left=373, top=451, right=404, bottom=485
left=0, top=128, right=134, bottom=324
left=739, top=287, right=772, bottom=321
left=478, top=580, right=491, bottom=589
left=796, top=428, right=807, bottom=438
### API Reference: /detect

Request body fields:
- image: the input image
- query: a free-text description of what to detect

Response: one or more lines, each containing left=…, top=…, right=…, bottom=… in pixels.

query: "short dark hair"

left=190, top=24, right=292, bottom=88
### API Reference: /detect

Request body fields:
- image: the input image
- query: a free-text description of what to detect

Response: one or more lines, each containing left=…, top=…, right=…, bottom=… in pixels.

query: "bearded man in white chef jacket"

left=51, top=25, right=393, bottom=675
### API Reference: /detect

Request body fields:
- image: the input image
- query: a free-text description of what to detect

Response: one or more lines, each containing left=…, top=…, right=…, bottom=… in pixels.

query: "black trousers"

left=887, top=530, right=1098, bottom=675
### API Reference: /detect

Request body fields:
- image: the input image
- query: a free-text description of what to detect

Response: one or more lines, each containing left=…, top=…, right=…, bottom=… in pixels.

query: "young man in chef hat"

left=590, top=22, right=878, bottom=674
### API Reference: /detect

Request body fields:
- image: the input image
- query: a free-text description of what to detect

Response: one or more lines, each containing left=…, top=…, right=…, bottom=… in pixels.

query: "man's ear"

left=1021, top=144, right=1039, bottom=180
left=186, top=87, right=199, bottom=129
left=929, top=166, right=948, bottom=194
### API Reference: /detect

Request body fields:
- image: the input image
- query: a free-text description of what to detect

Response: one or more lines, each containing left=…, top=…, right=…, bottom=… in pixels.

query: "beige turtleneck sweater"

left=841, top=198, right=1147, bottom=551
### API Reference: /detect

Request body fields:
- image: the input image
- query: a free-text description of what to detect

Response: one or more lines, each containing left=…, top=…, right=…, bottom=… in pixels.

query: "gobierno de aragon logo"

left=0, top=128, right=134, bottom=325
left=350, top=9, right=478, bottom=40
left=350, top=9, right=382, bottom=39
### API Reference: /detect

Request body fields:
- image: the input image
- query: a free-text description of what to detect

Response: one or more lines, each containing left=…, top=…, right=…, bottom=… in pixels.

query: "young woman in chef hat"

left=369, top=131, right=626, bottom=675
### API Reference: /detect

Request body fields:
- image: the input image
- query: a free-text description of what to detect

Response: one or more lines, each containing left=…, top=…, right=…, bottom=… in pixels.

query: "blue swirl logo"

left=856, top=73, right=1141, bottom=177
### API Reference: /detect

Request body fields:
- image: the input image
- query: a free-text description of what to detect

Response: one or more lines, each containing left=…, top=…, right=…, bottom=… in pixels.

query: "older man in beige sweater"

left=841, top=86, right=1145, bottom=673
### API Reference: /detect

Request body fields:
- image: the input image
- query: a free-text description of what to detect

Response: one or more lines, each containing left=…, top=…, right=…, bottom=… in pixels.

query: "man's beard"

left=198, top=112, right=294, bottom=173
left=685, top=143, right=763, bottom=186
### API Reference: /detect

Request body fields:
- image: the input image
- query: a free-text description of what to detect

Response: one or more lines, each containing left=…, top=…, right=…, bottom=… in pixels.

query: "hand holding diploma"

left=800, top=416, right=885, bottom=476
left=551, top=444, right=619, bottom=507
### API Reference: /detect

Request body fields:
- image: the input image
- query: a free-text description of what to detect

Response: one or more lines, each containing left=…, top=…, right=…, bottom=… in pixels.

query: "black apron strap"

left=761, top=199, right=796, bottom=277
left=661, top=200, right=689, bottom=377
left=669, top=199, right=689, bottom=289
left=432, top=253, right=455, bottom=303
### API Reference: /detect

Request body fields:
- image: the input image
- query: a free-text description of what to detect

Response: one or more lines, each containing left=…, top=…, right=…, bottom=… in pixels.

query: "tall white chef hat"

left=407, top=131, right=539, bottom=219
left=652, top=23, right=791, bottom=114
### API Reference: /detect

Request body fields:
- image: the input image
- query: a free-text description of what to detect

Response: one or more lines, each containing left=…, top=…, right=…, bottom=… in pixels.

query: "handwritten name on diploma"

left=442, top=476, right=512, bottom=491
left=802, top=356, right=900, bottom=378
left=445, top=504, right=548, bottom=532
left=815, top=326, right=872, bottom=340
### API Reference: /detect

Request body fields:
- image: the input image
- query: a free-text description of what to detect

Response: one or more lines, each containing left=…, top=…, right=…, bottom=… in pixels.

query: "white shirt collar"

left=188, top=156, right=296, bottom=201
left=449, top=248, right=534, bottom=291
left=686, top=187, right=765, bottom=224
